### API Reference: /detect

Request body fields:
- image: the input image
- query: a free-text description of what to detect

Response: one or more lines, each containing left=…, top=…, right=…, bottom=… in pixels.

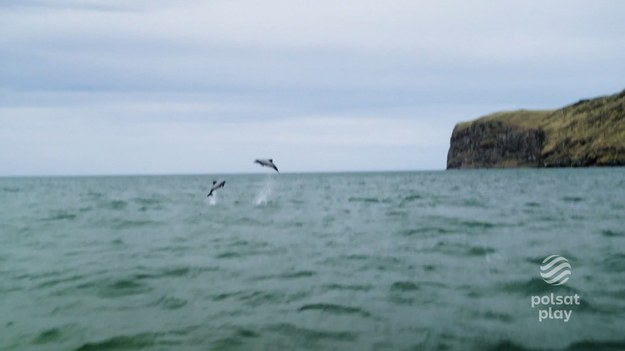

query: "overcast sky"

left=1, top=0, right=624, bottom=175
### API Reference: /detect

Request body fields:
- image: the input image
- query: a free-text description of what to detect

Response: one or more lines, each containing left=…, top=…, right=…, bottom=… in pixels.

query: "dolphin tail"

left=207, top=190, right=213, bottom=197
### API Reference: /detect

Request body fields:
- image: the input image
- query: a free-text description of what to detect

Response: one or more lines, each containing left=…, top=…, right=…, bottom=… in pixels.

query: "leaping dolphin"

left=254, top=158, right=279, bottom=173
left=207, top=179, right=226, bottom=197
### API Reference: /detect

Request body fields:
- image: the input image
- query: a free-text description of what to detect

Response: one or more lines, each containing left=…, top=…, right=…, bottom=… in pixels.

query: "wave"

left=278, top=270, right=316, bottom=279
left=1, top=186, right=20, bottom=193
left=250, top=270, right=317, bottom=281
left=562, top=196, right=585, bottom=203
left=298, top=303, right=371, bottom=317
left=36, top=274, right=85, bottom=289
left=54, top=276, right=153, bottom=298
left=484, top=339, right=625, bottom=351
left=390, top=281, right=419, bottom=292
left=132, top=266, right=209, bottom=280
left=602, top=253, right=625, bottom=272
left=104, top=200, right=127, bottom=210
left=241, top=290, right=308, bottom=307
left=39, top=211, right=77, bottom=222
left=460, top=220, right=497, bottom=229
left=133, top=197, right=161, bottom=206
left=323, top=283, right=372, bottom=292
left=99, top=279, right=152, bottom=298
left=398, top=227, right=454, bottom=237
left=73, top=332, right=160, bottom=351
left=82, top=191, right=103, bottom=199
left=566, top=339, right=625, bottom=350
left=601, top=229, right=624, bottom=237
left=146, top=295, right=188, bottom=310
left=215, top=251, right=241, bottom=259
left=500, top=277, right=580, bottom=296
left=348, top=196, right=391, bottom=203
left=266, top=323, right=357, bottom=341
left=401, top=193, right=422, bottom=202
left=525, top=201, right=541, bottom=207
left=33, top=327, right=63, bottom=344
left=430, top=242, right=496, bottom=257
left=209, top=288, right=310, bottom=308
left=110, top=219, right=161, bottom=230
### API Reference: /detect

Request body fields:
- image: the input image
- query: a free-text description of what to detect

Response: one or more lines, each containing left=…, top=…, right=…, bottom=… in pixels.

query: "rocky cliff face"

left=447, top=121, right=545, bottom=168
left=447, top=90, right=625, bottom=169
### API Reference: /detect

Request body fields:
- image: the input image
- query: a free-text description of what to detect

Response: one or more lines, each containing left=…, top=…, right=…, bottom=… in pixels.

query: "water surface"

left=1, top=169, right=625, bottom=350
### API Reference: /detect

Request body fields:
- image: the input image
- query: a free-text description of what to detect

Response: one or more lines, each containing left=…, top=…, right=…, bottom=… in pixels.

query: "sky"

left=1, top=0, right=624, bottom=175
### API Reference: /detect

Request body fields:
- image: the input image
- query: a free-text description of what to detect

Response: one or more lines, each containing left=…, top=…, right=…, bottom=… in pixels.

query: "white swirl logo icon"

left=540, top=255, right=571, bottom=286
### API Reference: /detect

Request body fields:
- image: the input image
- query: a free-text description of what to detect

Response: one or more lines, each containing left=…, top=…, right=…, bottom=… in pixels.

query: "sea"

left=1, top=169, right=624, bottom=351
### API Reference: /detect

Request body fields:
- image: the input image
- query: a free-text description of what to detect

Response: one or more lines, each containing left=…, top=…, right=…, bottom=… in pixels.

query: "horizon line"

left=0, top=168, right=446, bottom=178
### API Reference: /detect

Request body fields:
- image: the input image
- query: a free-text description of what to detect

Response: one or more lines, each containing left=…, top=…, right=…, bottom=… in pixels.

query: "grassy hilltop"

left=447, top=89, right=625, bottom=169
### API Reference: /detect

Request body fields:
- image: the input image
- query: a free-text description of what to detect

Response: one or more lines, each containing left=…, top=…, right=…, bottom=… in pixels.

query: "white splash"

left=255, top=175, right=274, bottom=206
left=208, top=193, right=218, bottom=206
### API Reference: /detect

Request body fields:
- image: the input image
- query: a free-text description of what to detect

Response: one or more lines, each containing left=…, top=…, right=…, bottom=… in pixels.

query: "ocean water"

left=1, top=169, right=625, bottom=351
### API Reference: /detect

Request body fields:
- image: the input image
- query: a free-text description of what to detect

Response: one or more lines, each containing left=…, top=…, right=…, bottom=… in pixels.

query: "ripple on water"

left=210, top=289, right=309, bottom=307
left=133, top=197, right=162, bottom=206
left=431, top=242, right=496, bottom=257
left=601, top=229, right=624, bottom=237
left=250, top=270, right=316, bottom=281
left=390, top=281, right=420, bottom=292
left=211, top=328, right=260, bottom=349
left=485, top=339, right=625, bottom=351
left=100, top=279, right=152, bottom=298
left=63, top=277, right=153, bottom=298
left=388, top=281, right=425, bottom=305
left=562, top=196, right=585, bottom=203
left=397, top=227, right=454, bottom=237
left=459, top=220, right=498, bottom=230
left=39, top=211, right=78, bottom=222
left=348, top=196, right=382, bottom=203
left=500, top=277, right=580, bottom=296
left=2, top=186, right=20, bottom=193
left=298, top=303, right=371, bottom=317
left=602, top=253, right=625, bottom=272
left=401, top=193, right=422, bottom=202
left=33, top=328, right=63, bottom=344
left=244, top=290, right=308, bottom=307
left=109, top=219, right=161, bottom=230
left=323, top=283, right=372, bottom=292
left=36, top=274, right=85, bottom=289
left=73, top=332, right=159, bottom=351
left=278, top=270, right=316, bottom=279
left=472, top=310, right=514, bottom=323
left=148, top=296, right=188, bottom=310
left=265, top=323, right=357, bottom=342
left=104, top=200, right=127, bottom=210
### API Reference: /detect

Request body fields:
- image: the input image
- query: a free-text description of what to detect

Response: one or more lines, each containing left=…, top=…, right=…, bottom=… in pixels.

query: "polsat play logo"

left=539, top=255, right=571, bottom=286
left=530, top=255, right=579, bottom=322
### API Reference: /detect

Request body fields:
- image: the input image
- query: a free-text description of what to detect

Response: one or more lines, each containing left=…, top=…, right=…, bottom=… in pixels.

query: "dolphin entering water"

left=254, top=159, right=279, bottom=173
left=207, top=179, right=226, bottom=197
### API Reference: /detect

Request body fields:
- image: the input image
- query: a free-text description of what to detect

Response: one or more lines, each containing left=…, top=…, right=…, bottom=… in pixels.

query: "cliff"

left=447, top=89, right=625, bottom=169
